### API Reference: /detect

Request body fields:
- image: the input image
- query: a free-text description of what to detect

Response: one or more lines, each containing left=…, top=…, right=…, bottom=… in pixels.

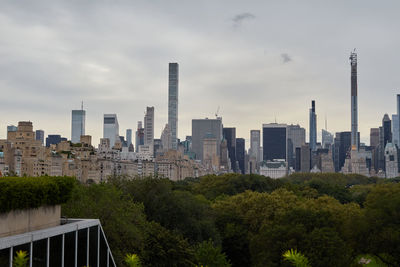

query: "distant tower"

left=350, top=50, right=358, bottom=151
left=168, top=63, right=179, bottom=149
left=71, top=103, right=86, bottom=143
left=126, top=129, right=132, bottom=147
left=135, top=121, right=144, bottom=152
left=144, top=107, right=155, bottom=151
left=309, top=100, right=317, bottom=151
left=103, top=114, right=119, bottom=147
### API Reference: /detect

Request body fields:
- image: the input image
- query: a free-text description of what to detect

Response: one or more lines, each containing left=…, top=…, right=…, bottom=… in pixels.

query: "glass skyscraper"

left=103, top=114, right=119, bottom=147
left=168, top=63, right=179, bottom=150
left=71, top=110, right=86, bottom=143
left=309, top=100, right=317, bottom=151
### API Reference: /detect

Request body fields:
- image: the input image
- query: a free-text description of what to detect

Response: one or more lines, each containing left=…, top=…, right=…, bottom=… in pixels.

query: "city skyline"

left=1, top=1, right=400, bottom=146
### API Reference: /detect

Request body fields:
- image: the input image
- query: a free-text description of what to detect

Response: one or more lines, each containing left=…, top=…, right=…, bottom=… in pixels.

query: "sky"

left=1, top=0, right=400, bottom=148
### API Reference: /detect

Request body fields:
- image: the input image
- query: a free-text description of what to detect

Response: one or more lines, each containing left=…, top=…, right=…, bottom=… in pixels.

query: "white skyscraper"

left=71, top=109, right=86, bottom=143
left=103, top=114, right=119, bottom=147
left=168, top=63, right=179, bottom=149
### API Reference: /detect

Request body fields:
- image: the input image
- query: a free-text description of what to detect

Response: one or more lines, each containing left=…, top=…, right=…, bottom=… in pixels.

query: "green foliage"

left=62, top=182, right=148, bottom=266
left=283, top=249, right=310, bottom=267
left=62, top=173, right=400, bottom=267
left=361, top=183, right=400, bottom=266
left=194, top=240, right=231, bottom=267
left=13, top=250, right=28, bottom=267
left=0, top=176, right=75, bottom=213
left=125, top=253, right=141, bottom=267
left=188, top=173, right=283, bottom=200
left=140, top=222, right=195, bottom=267
left=110, top=176, right=220, bottom=244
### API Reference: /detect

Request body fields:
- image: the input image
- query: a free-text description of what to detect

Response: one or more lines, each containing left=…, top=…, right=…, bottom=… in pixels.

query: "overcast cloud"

left=1, top=0, right=400, bottom=146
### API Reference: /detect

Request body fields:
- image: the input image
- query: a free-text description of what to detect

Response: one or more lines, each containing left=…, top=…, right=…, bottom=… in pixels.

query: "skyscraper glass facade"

left=71, top=110, right=86, bottom=143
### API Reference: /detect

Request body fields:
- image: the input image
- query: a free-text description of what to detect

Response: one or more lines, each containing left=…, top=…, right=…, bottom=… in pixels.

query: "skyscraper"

left=350, top=50, right=359, bottom=151
left=250, top=130, right=261, bottom=163
left=103, top=114, right=119, bottom=147
left=126, top=129, right=132, bottom=147
left=309, top=101, right=317, bottom=151
left=321, top=129, right=334, bottom=149
left=192, top=118, right=223, bottom=161
left=392, top=94, right=400, bottom=147
left=223, top=127, right=236, bottom=172
left=287, top=124, right=306, bottom=168
left=136, top=121, right=144, bottom=152
left=263, top=123, right=287, bottom=161
left=168, top=63, right=179, bottom=150
left=35, top=130, right=45, bottom=145
left=382, top=114, right=392, bottom=147
left=333, top=131, right=351, bottom=172
left=161, top=123, right=172, bottom=150
left=144, top=107, right=154, bottom=150
left=370, top=128, right=380, bottom=148
left=236, top=138, right=245, bottom=174
left=71, top=109, right=86, bottom=143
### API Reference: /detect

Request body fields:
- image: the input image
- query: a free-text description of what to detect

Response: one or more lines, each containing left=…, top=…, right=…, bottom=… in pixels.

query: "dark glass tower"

left=223, top=127, right=236, bottom=172
left=309, top=100, right=317, bottom=151
left=236, top=138, right=245, bottom=174
left=262, top=124, right=287, bottom=161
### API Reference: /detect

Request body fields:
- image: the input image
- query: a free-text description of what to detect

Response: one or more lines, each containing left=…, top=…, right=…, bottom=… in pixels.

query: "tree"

left=194, top=240, right=231, bottom=267
left=283, top=249, right=310, bottom=267
left=62, top=182, right=149, bottom=266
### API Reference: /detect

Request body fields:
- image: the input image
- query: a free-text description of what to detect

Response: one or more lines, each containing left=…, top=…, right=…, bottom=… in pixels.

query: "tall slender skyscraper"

left=350, top=50, right=358, bottom=151
left=168, top=63, right=179, bottom=149
left=309, top=100, right=317, bottom=151
left=71, top=108, right=86, bottom=143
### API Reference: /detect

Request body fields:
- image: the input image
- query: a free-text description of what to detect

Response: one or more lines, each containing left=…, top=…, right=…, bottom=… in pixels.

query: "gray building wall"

left=192, top=118, right=222, bottom=161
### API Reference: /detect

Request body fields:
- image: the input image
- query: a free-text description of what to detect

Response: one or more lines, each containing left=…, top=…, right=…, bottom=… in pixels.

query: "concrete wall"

left=0, top=205, right=60, bottom=238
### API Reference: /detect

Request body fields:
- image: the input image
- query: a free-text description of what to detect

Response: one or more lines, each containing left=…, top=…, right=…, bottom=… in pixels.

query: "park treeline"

left=62, top=173, right=400, bottom=267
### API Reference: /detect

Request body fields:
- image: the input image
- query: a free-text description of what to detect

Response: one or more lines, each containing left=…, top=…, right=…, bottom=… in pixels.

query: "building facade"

left=103, top=114, right=119, bottom=148
left=263, top=123, right=287, bottom=161
left=168, top=63, right=179, bottom=150
left=71, top=110, right=86, bottom=143
left=191, top=118, right=223, bottom=161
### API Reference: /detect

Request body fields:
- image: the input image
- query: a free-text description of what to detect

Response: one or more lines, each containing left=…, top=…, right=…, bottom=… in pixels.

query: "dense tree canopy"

left=62, top=173, right=399, bottom=266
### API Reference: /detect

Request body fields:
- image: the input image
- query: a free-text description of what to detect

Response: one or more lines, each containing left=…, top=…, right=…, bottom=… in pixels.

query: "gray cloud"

left=232, top=12, right=255, bottom=27
left=281, top=53, right=292, bottom=63
left=0, top=1, right=400, bottom=145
